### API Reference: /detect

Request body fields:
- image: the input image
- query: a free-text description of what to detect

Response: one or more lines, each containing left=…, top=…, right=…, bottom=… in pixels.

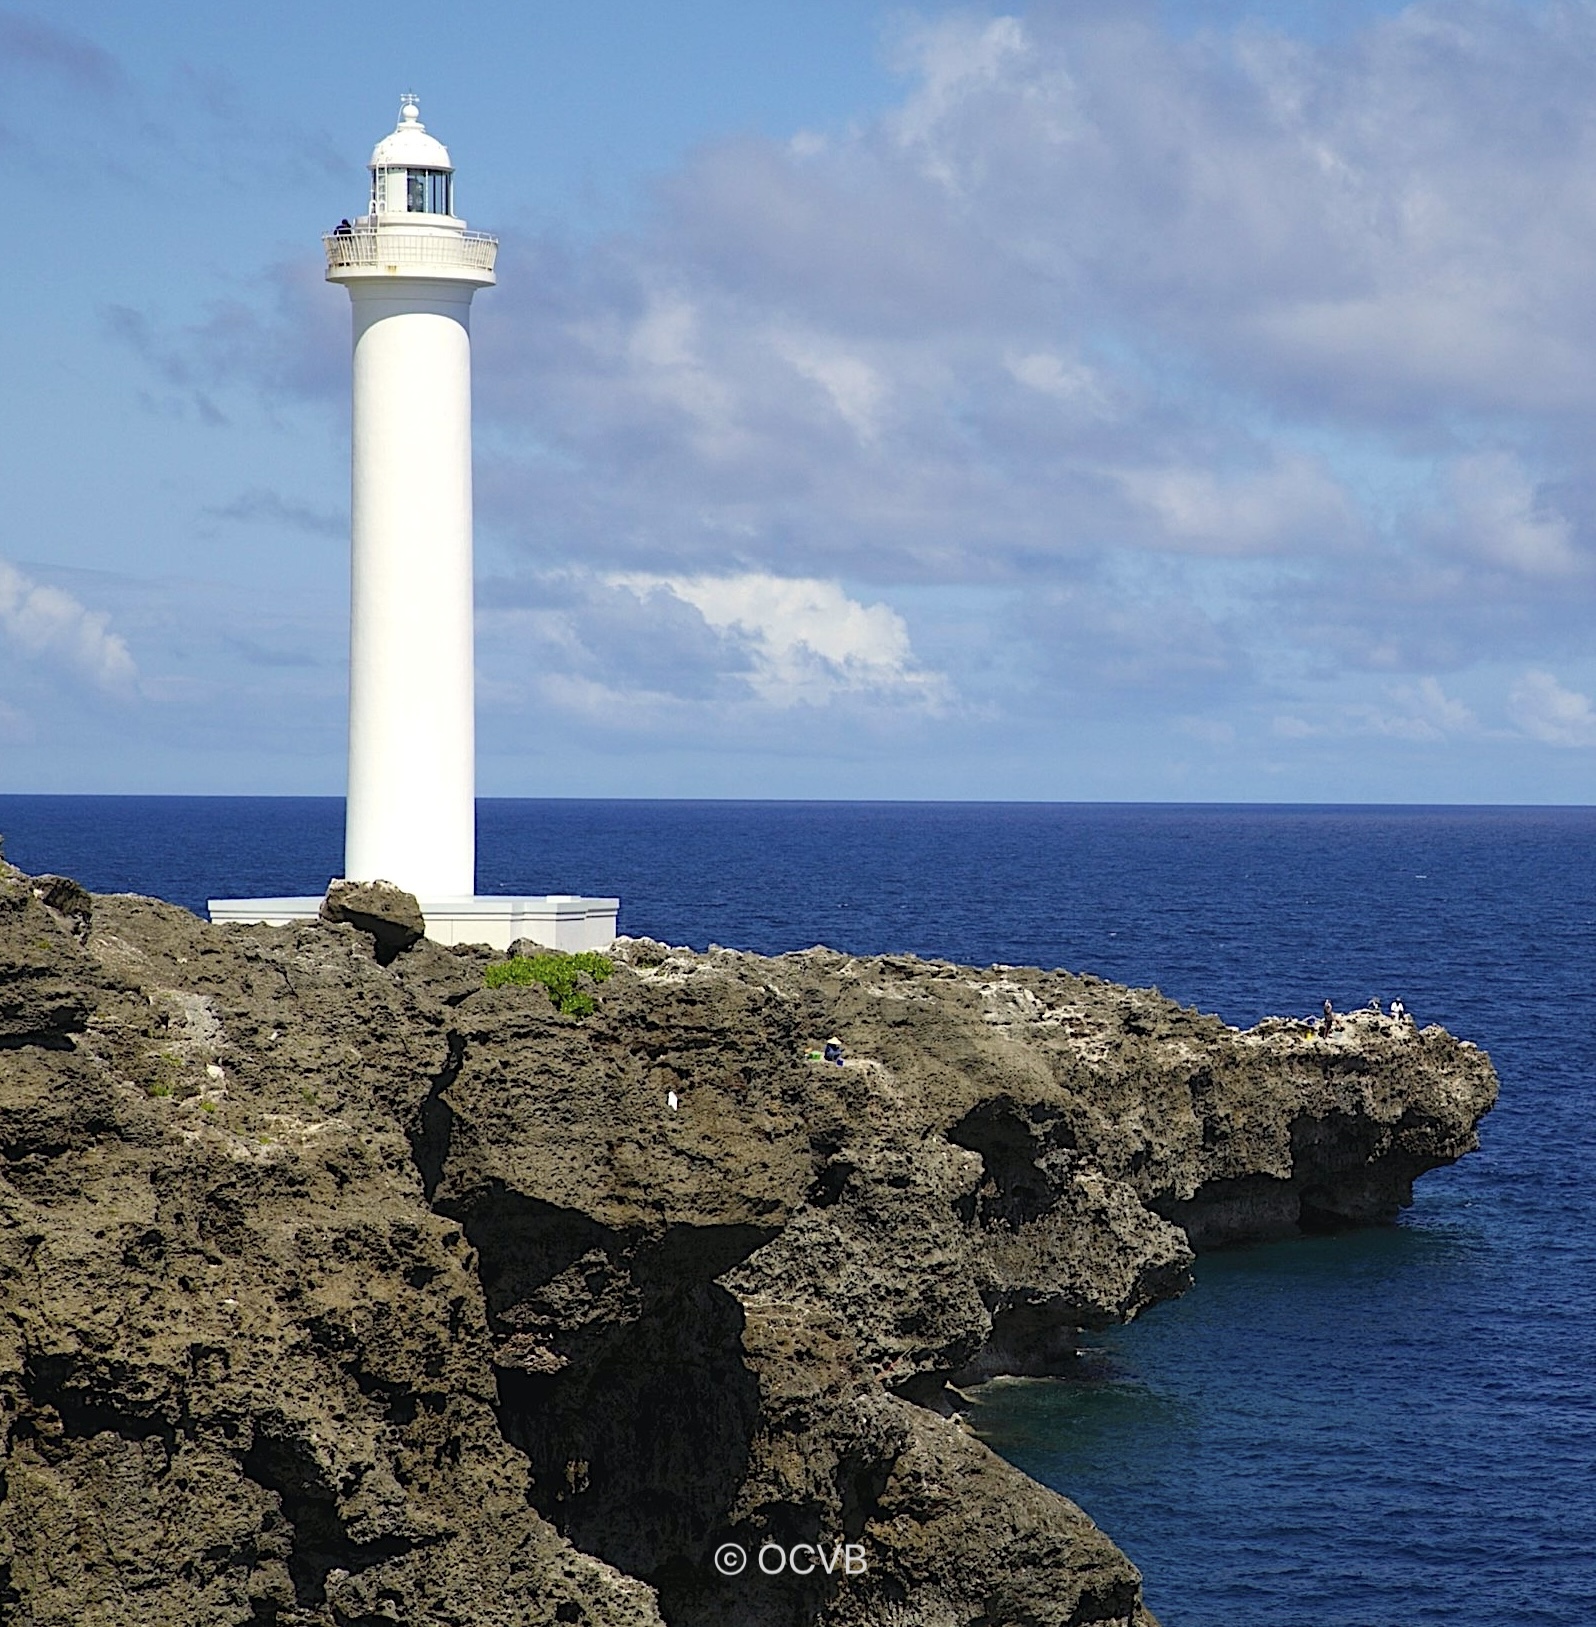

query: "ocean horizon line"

left=4, top=793, right=1596, bottom=812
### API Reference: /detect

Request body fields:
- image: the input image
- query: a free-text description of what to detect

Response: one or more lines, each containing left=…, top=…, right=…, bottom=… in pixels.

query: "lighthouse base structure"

left=207, top=893, right=620, bottom=954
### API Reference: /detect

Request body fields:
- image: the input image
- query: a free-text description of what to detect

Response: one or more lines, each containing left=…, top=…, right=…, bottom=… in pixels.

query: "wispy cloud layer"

left=206, top=489, right=346, bottom=538
left=0, top=12, right=123, bottom=94
left=459, top=0, right=1596, bottom=721
left=94, top=3, right=1596, bottom=786
left=1510, top=670, right=1596, bottom=747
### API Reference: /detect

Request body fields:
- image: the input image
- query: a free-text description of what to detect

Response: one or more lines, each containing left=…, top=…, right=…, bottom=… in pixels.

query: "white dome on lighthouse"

left=325, top=91, right=496, bottom=278
left=369, top=95, right=453, bottom=172
left=360, top=93, right=462, bottom=221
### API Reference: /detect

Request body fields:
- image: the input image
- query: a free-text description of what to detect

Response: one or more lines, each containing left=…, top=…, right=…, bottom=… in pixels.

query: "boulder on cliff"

left=319, top=877, right=426, bottom=965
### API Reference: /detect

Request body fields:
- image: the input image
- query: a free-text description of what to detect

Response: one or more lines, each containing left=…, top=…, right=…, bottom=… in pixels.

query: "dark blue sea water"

left=1, top=797, right=1592, bottom=1626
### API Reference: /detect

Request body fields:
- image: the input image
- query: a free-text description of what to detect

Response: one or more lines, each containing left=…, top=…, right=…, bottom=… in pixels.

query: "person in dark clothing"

left=1320, top=998, right=1335, bottom=1038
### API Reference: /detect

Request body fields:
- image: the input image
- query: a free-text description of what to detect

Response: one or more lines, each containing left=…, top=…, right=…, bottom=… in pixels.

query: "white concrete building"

left=211, top=95, right=617, bottom=953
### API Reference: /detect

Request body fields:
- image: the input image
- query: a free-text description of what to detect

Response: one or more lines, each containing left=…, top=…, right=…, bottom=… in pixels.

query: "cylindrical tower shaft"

left=345, top=283, right=477, bottom=894
left=324, top=95, right=497, bottom=896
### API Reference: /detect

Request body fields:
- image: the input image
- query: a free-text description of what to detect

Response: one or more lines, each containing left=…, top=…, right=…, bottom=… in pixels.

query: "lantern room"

left=367, top=94, right=456, bottom=220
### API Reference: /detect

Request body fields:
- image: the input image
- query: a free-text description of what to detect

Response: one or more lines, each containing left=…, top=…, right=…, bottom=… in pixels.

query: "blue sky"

left=4, top=0, right=1595, bottom=800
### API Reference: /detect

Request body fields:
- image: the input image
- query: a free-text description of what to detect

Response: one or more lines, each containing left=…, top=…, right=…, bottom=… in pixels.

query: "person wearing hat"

left=823, top=1036, right=844, bottom=1066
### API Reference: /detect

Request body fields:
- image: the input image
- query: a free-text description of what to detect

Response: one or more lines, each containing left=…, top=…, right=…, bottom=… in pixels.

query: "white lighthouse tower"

left=332, top=93, right=486, bottom=897
left=211, top=96, right=617, bottom=952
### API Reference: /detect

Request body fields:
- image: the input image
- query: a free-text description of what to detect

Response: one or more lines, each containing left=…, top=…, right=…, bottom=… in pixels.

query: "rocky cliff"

left=0, top=863, right=1497, bottom=1627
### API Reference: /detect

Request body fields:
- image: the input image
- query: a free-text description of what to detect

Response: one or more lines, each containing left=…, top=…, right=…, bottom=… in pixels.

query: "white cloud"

left=888, top=15, right=1035, bottom=179
left=626, top=293, right=743, bottom=455
left=1509, top=670, right=1596, bottom=746
left=609, top=572, right=947, bottom=708
left=772, top=333, right=887, bottom=443
left=1388, top=676, right=1475, bottom=738
left=1436, top=452, right=1582, bottom=579
left=1358, top=676, right=1477, bottom=741
left=1114, top=453, right=1362, bottom=557
left=1268, top=677, right=1475, bottom=743
left=1006, top=351, right=1112, bottom=417
left=0, top=561, right=137, bottom=694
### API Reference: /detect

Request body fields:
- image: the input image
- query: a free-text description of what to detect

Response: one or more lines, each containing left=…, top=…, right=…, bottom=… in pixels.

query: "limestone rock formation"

left=318, top=878, right=426, bottom=966
left=0, top=866, right=1497, bottom=1627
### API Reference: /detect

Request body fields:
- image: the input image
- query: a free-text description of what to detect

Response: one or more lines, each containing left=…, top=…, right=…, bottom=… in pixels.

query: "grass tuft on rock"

left=485, top=951, right=613, bottom=1015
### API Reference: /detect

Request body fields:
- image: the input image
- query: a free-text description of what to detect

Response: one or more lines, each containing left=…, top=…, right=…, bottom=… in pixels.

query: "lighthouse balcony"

left=323, top=226, right=498, bottom=283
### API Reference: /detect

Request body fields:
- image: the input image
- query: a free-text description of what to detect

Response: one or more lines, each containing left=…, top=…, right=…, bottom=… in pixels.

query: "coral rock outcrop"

left=0, top=867, right=1496, bottom=1626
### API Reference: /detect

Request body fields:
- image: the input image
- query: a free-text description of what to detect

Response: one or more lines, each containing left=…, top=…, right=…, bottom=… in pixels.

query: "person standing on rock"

left=1321, top=998, right=1335, bottom=1037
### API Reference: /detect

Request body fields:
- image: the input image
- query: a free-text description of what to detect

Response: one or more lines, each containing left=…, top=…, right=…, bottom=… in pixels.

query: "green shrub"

left=147, top=1050, right=183, bottom=1099
left=485, top=951, right=613, bottom=1015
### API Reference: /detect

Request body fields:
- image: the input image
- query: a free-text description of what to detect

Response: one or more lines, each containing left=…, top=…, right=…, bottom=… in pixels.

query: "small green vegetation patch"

left=146, top=1049, right=191, bottom=1100
left=485, top=951, right=614, bottom=1016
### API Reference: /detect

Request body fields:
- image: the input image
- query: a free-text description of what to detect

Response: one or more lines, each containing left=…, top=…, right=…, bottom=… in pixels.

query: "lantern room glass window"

left=406, top=169, right=452, bottom=214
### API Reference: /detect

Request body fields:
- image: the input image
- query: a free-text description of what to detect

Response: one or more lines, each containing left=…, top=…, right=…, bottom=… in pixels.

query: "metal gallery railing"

left=323, top=228, right=499, bottom=273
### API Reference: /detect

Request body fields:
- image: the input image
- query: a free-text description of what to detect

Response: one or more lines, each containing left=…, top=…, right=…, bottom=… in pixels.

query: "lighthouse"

left=210, top=96, right=617, bottom=952
left=327, top=94, right=488, bottom=897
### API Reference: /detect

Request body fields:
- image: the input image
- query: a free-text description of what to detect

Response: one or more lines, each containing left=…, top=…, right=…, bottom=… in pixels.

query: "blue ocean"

left=1, top=797, right=1591, bottom=1627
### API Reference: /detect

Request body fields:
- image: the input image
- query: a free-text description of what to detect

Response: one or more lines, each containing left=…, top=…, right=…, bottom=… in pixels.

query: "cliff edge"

left=0, top=864, right=1497, bottom=1626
